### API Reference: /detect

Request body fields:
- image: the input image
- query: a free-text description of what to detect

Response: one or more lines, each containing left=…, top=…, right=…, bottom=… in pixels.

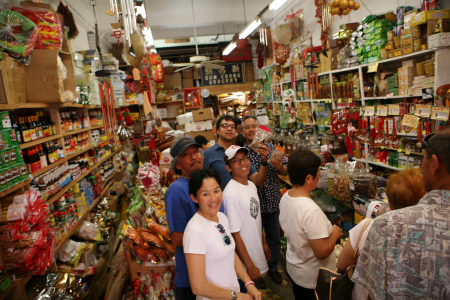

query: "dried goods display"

left=349, top=169, right=378, bottom=200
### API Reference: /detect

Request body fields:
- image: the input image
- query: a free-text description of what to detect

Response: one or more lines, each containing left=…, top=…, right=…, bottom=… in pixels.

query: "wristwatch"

left=261, top=160, right=268, bottom=166
left=231, top=290, right=238, bottom=300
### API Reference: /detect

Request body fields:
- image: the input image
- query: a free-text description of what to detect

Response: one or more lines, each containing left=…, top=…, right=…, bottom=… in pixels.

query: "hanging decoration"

left=315, top=0, right=333, bottom=52
left=329, top=0, right=360, bottom=16
left=152, top=63, right=165, bottom=84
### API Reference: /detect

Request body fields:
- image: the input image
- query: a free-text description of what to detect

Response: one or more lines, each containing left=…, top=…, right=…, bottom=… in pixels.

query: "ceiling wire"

left=243, top=0, right=247, bottom=25
left=191, top=0, right=199, bottom=55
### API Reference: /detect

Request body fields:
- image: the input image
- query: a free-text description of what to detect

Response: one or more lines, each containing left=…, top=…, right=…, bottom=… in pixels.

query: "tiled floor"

left=260, top=254, right=295, bottom=300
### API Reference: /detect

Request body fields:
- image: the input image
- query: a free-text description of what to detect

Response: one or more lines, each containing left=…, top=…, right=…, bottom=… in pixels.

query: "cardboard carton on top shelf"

left=192, top=107, right=213, bottom=122
left=0, top=52, right=26, bottom=104
left=182, top=68, right=193, bottom=79
left=164, top=73, right=182, bottom=88
left=182, top=78, right=194, bottom=88
left=187, top=129, right=215, bottom=142
left=164, top=66, right=175, bottom=74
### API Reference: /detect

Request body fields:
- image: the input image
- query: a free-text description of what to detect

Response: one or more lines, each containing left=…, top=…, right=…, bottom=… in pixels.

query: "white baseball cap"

left=224, top=145, right=250, bottom=162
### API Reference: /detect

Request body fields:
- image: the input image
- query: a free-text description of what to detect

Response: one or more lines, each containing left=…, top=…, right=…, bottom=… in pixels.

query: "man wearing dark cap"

left=165, top=135, right=224, bottom=300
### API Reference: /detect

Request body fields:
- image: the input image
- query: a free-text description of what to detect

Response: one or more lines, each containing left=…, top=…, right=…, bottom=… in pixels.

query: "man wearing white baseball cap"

left=222, top=145, right=270, bottom=293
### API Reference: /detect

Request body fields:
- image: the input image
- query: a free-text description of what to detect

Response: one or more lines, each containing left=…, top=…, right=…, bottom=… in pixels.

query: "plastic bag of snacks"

left=11, top=6, right=62, bottom=50
left=56, top=240, right=86, bottom=265
left=127, top=200, right=145, bottom=228
left=146, top=219, right=170, bottom=240
left=120, top=223, right=147, bottom=248
left=0, top=10, right=38, bottom=59
left=248, top=125, right=272, bottom=150
left=76, top=221, right=102, bottom=241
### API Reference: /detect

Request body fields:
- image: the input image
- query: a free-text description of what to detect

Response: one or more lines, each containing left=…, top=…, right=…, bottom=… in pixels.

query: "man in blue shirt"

left=165, top=136, right=224, bottom=300
left=204, top=115, right=269, bottom=190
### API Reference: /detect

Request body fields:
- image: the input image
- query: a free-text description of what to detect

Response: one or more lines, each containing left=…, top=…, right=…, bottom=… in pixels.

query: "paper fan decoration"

left=273, top=24, right=292, bottom=45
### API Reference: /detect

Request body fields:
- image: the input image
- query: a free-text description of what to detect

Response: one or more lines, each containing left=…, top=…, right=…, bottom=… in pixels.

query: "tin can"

left=0, top=129, right=12, bottom=149
left=0, top=149, right=10, bottom=167
left=0, top=112, right=11, bottom=129
left=8, top=149, right=17, bottom=165
left=18, top=163, right=29, bottom=181
left=0, top=169, right=6, bottom=191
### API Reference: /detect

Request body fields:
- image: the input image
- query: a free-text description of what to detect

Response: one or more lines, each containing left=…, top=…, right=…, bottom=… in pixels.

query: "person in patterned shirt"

left=241, top=115, right=287, bottom=286
left=352, top=128, right=450, bottom=300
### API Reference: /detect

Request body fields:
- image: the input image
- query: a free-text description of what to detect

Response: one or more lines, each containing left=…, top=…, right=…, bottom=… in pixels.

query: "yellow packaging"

left=394, top=49, right=403, bottom=57
left=411, top=26, right=421, bottom=38
left=402, top=35, right=412, bottom=46
left=404, top=45, right=413, bottom=54
left=385, top=41, right=395, bottom=50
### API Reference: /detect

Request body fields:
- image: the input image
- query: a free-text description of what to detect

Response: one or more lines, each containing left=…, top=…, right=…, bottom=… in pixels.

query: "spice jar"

left=349, top=168, right=377, bottom=200
left=327, top=158, right=344, bottom=194
left=334, top=162, right=352, bottom=204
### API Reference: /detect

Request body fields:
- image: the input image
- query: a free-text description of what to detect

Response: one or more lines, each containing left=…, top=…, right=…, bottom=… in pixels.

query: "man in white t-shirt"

left=223, top=145, right=270, bottom=292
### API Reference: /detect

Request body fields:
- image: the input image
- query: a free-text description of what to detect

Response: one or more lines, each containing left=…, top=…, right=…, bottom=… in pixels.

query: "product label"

left=431, top=107, right=449, bottom=121
left=377, top=105, right=388, bottom=116
left=389, top=104, right=400, bottom=115
left=365, top=106, right=375, bottom=116
left=402, top=114, right=420, bottom=128
left=415, top=104, right=431, bottom=117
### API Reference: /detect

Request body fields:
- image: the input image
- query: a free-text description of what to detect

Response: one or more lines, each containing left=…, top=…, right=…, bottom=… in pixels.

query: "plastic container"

left=349, top=168, right=377, bottom=200
left=334, top=163, right=352, bottom=204
left=327, top=158, right=345, bottom=194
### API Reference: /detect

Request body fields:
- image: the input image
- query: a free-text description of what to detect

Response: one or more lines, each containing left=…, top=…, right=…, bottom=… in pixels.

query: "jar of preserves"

left=334, top=162, right=352, bottom=204
left=349, top=168, right=377, bottom=200
left=327, top=158, right=344, bottom=194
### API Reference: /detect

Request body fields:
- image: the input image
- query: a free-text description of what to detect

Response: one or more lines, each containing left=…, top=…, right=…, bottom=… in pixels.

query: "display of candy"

left=0, top=10, right=38, bottom=58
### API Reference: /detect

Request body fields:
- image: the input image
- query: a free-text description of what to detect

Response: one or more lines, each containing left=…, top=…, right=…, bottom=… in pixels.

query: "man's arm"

left=231, top=232, right=261, bottom=282
left=170, top=232, right=184, bottom=247
left=309, top=225, right=343, bottom=260
left=248, top=144, right=270, bottom=186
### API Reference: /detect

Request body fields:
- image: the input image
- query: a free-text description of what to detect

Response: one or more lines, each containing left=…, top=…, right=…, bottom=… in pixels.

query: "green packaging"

left=18, top=163, right=29, bottom=181
left=0, top=149, right=10, bottom=167
left=0, top=169, right=6, bottom=191
left=0, top=129, right=12, bottom=149
left=0, top=112, right=11, bottom=130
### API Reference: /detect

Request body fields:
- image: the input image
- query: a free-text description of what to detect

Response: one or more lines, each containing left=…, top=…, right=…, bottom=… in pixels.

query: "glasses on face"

left=219, top=123, right=236, bottom=130
left=422, top=133, right=442, bottom=164
left=230, top=156, right=249, bottom=165
left=216, top=224, right=231, bottom=246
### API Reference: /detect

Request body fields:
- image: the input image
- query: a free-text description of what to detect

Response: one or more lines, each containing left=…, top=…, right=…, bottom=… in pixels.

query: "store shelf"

left=55, top=179, right=114, bottom=254
left=46, top=148, right=120, bottom=205
left=0, top=178, right=31, bottom=198
left=19, top=134, right=63, bottom=149
left=364, top=95, right=419, bottom=100
left=383, top=147, right=423, bottom=156
left=185, top=106, right=202, bottom=110
left=0, top=281, right=16, bottom=300
left=90, top=124, right=105, bottom=130
left=0, top=103, right=101, bottom=110
left=397, top=132, right=418, bottom=137
left=360, top=48, right=436, bottom=67
left=352, top=157, right=403, bottom=171
left=318, top=65, right=359, bottom=77
left=158, top=100, right=184, bottom=104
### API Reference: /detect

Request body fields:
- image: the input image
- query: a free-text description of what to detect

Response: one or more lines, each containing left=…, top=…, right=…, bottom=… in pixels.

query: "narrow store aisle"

left=261, top=253, right=295, bottom=300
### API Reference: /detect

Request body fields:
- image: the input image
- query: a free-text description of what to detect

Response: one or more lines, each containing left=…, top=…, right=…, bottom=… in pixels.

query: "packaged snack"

left=76, top=221, right=102, bottom=241
left=146, top=219, right=170, bottom=240
left=0, top=10, right=38, bottom=58
left=120, top=224, right=147, bottom=247
left=151, top=245, right=168, bottom=261
left=56, top=240, right=86, bottom=266
left=132, top=244, right=157, bottom=262
left=137, top=229, right=163, bottom=248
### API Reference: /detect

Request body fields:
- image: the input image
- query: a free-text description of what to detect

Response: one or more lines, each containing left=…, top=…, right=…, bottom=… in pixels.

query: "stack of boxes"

left=398, top=65, right=415, bottom=96
left=358, top=19, right=394, bottom=64
left=387, top=73, right=398, bottom=96
left=412, top=75, right=435, bottom=96
left=179, top=108, right=215, bottom=141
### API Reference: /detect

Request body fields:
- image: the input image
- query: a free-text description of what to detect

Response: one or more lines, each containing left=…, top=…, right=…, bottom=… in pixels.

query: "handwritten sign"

left=201, top=63, right=244, bottom=86
left=377, top=105, right=388, bottom=116
left=389, top=104, right=400, bottom=115
left=365, top=106, right=375, bottom=116
left=415, top=104, right=431, bottom=117
left=402, top=114, right=420, bottom=128
left=431, top=107, right=450, bottom=121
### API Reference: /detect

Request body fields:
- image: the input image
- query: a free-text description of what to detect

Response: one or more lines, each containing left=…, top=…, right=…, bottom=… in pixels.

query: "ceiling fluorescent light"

left=223, top=41, right=237, bottom=56
left=239, top=18, right=262, bottom=39
left=269, top=0, right=288, bottom=10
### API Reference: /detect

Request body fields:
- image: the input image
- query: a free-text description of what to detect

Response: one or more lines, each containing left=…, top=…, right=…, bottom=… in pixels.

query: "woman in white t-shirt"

left=183, top=168, right=261, bottom=300
left=279, top=150, right=343, bottom=300
left=337, top=169, right=426, bottom=300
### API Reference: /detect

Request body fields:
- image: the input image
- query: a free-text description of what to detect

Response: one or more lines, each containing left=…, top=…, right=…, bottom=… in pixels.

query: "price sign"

left=386, top=93, right=394, bottom=98
left=431, top=107, right=450, bottom=121
left=389, top=104, right=400, bottom=115
left=338, top=98, right=342, bottom=103
left=349, top=98, right=353, bottom=103
left=415, top=104, right=431, bottom=117
left=381, top=146, right=385, bottom=149
left=377, top=105, right=388, bottom=116
left=402, top=114, right=420, bottom=128
left=405, top=151, right=411, bottom=155
left=365, top=106, right=375, bottom=116
left=368, top=62, right=379, bottom=73
left=318, top=99, right=321, bottom=103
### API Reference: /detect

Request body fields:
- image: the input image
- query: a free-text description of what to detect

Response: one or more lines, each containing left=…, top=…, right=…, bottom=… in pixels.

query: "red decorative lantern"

left=152, top=62, right=165, bottom=84
left=150, top=53, right=161, bottom=66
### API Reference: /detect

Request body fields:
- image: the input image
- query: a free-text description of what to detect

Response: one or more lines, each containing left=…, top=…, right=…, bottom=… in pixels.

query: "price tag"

left=377, top=105, right=388, bottom=116
left=368, top=62, right=379, bottom=73
left=389, top=104, right=400, bottom=115
left=402, top=114, right=420, bottom=128
left=321, top=145, right=328, bottom=152
left=365, top=106, right=375, bottom=116
left=405, top=151, right=411, bottom=155
left=338, top=98, right=342, bottom=103
left=318, top=99, right=321, bottom=103
left=397, top=149, right=403, bottom=152
left=415, top=104, right=431, bottom=117
left=431, top=107, right=450, bottom=121
left=328, top=99, right=332, bottom=103
left=349, top=98, right=353, bottom=103
left=386, top=93, right=394, bottom=99
left=381, top=146, right=385, bottom=149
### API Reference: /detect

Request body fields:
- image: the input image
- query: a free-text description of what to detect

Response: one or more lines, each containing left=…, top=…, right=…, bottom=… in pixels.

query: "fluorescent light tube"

left=239, top=18, right=262, bottom=39
left=223, top=42, right=237, bottom=56
left=269, top=0, right=288, bottom=10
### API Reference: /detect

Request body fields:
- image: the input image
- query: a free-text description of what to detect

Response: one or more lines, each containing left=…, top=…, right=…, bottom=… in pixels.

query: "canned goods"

left=4, top=169, right=13, bottom=189
left=0, top=129, right=12, bottom=149
left=0, top=169, right=6, bottom=191
left=0, top=149, right=10, bottom=167
left=0, top=112, right=11, bottom=129
left=8, top=149, right=17, bottom=165
left=19, top=163, right=29, bottom=181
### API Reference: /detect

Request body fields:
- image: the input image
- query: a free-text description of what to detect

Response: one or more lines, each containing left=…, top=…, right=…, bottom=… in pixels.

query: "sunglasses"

left=216, top=224, right=231, bottom=246
left=422, top=133, right=442, bottom=164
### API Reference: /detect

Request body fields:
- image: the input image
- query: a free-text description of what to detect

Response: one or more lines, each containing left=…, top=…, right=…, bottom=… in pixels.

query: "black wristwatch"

left=261, top=160, right=268, bottom=166
left=231, top=290, right=238, bottom=300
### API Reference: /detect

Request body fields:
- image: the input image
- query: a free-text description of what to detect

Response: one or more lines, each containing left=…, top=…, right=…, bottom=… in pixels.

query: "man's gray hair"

left=242, top=115, right=259, bottom=126
left=169, top=135, right=204, bottom=175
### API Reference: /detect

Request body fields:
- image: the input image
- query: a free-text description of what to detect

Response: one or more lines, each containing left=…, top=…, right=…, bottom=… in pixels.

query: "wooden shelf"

left=46, top=148, right=121, bottom=205
left=0, top=178, right=31, bottom=198
left=19, top=134, right=63, bottom=149
left=90, top=124, right=105, bottom=130
left=62, top=127, right=92, bottom=136
left=0, top=281, right=16, bottom=300
left=55, top=180, right=114, bottom=254
left=0, top=103, right=101, bottom=110
left=31, top=145, right=94, bottom=178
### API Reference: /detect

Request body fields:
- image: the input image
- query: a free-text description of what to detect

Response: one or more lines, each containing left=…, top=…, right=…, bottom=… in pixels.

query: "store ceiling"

left=76, top=0, right=272, bottom=49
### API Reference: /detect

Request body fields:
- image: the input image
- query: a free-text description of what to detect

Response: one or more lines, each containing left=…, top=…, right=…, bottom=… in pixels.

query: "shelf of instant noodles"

left=278, top=176, right=354, bottom=226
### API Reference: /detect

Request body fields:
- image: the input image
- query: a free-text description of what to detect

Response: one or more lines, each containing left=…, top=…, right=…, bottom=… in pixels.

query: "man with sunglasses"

left=223, top=145, right=270, bottom=292
left=204, top=116, right=270, bottom=190
left=352, top=129, right=450, bottom=300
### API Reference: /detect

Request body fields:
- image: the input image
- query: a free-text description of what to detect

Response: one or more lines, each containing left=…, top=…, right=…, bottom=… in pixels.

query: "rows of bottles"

left=64, top=132, right=90, bottom=156
left=23, top=140, right=65, bottom=173
left=10, top=112, right=57, bottom=144
left=60, top=110, right=104, bottom=133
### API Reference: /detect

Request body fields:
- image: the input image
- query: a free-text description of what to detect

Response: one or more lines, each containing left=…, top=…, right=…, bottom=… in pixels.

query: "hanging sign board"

left=415, top=104, right=432, bottom=117
left=431, top=107, right=450, bottom=121
left=402, top=114, right=420, bottom=128
left=201, top=63, right=245, bottom=86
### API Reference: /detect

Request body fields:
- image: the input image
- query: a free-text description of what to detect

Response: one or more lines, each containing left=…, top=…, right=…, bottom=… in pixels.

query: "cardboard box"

left=428, top=32, right=450, bottom=48
left=411, top=9, right=450, bottom=26
left=187, top=129, right=215, bottom=141
left=402, top=59, right=419, bottom=67
left=159, top=148, right=173, bottom=165
left=176, top=124, right=184, bottom=130
left=164, top=66, right=175, bottom=74
left=427, top=19, right=450, bottom=38
left=158, top=108, right=168, bottom=118
left=182, top=68, right=193, bottom=79
left=25, top=50, right=76, bottom=102
left=399, top=76, right=414, bottom=87
left=403, top=45, right=413, bottom=55
left=399, top=66, right=416, bottom=77
left=192, top=107, right=213, bottom=122
left=185, top=120, right=213, bottom=133
left=182, top=78, right=194, bottom=88
left=0, top=52, right=26, bottom=104
left=193, top=69, right=201, bottom=80
left=164, top=73, right=182, bottom=88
